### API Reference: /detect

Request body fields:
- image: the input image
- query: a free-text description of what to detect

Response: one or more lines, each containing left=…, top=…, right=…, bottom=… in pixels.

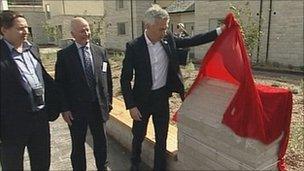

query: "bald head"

left=70, top=17, right=91, bottom=45
left=71, top=17, right=88, bottom=32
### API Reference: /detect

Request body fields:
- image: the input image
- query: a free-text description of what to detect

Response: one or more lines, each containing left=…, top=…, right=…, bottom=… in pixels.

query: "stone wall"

left=103, top=0, right=133, bottom=50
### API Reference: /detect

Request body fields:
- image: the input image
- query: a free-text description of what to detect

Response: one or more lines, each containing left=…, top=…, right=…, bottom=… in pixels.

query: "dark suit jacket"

left=0, top=39, right=64, bottom=143
left=55, top=42, right=113, bottom=122
left=120, top=30, right=218, bottom=109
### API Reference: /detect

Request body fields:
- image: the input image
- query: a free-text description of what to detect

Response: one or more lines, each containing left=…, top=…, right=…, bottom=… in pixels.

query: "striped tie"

left=81, top=46, right=96, bottom=97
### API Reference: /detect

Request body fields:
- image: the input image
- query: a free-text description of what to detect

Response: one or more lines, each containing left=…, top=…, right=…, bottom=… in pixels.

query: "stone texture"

left=177, top=77, right=281, bottom=170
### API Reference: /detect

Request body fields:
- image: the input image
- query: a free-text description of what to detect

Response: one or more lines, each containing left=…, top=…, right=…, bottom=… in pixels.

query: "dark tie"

left=81, top=46, right=96, bottom=96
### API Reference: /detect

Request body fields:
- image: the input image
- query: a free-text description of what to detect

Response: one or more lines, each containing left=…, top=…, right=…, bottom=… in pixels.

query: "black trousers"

left=69, top=101, right=107, bottom=171
left=0, top=110, right=50, bottom=171
left=131, top=87, right=170, bottom=171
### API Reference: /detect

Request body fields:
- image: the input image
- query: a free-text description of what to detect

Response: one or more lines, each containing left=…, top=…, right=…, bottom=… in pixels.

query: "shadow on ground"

left=86, top=130, right=152, bottom=171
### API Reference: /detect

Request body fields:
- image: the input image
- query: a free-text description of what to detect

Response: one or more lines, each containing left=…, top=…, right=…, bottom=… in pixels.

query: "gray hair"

left=144, top=4, right=169, bottom=25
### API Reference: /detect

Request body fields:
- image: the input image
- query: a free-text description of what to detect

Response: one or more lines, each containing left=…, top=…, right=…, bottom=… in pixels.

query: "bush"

left=229, top=2, right=263, bottom=60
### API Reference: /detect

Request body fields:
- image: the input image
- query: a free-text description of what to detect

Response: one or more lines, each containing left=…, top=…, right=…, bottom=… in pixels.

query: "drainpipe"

left=62, top=0, right=66, bottom=14
left=130, top=0, right=134, bottom=40
left=265, top=0, right=273, bottom=63
left=256, top=0, right=263, bottom=63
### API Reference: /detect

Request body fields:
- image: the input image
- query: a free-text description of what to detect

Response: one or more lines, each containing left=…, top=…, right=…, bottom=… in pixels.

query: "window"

left=117, top=22, right=126, bottom=35
left=116, top=0, right=124, bottom=10
left=8, top=0, right=42, bottom=5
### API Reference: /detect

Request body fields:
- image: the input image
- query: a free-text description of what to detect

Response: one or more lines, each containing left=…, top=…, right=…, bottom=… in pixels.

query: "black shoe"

left=130, top=164, right=139, bottom=171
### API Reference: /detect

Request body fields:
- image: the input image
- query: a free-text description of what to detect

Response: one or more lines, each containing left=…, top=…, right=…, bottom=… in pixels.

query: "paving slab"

left=21, top=117, right=151, bottom=171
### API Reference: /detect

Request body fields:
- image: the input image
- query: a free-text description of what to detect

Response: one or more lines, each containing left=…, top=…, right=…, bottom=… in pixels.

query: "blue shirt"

left=4, top=39, right=45, bottom=111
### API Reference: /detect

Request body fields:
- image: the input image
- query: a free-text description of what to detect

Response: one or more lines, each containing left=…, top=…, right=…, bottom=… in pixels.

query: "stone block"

left=177, top=78, right=281, bottom=170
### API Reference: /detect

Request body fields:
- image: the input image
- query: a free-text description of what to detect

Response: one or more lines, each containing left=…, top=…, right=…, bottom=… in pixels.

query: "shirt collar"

left=75, top=41, right=90, bottom=50
left=3, top=39, right=32, bottom=53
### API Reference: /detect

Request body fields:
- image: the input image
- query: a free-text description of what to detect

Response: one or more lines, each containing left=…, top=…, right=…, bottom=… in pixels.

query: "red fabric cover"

left=173, top=13, right=292, bottom=171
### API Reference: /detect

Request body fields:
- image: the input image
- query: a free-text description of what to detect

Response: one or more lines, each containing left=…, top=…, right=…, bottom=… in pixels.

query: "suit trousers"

left=131, top=87, right=170, bottom=171
left=69, top=101, right=107, bottom=170
left=0, top=110, right=50, bottom=171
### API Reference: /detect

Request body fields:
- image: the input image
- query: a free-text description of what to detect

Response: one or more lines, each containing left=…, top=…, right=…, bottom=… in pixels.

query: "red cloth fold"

left=173, top=13, right=292, bottom=171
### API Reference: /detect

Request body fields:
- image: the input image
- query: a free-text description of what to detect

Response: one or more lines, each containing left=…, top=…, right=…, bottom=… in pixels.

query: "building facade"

left=42, top=0, right=105, bottom=47
left=194, top=0, right=303, bottom=67
left=7, top=0, right=48, bottom=44
left=105, top=0, right=303, bottom=67
left=103, top=0, right=154, bottom=51
left=3, top=0, right=303, bottom=67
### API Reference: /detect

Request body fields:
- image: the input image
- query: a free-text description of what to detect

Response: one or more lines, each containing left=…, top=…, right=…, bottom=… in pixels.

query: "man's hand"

left=62, top=111, right=73, bottom=126
left=220, top=24, right=226, bottom=32
left=129, top=107, right=142, bottom=121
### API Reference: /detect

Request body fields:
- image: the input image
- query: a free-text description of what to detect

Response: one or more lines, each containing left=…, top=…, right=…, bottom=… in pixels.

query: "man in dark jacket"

left=0, top=10, right=66, bottom=170
left=55, top=17, right=113, bottom=171
left=120, top=4, right=225, bottom=171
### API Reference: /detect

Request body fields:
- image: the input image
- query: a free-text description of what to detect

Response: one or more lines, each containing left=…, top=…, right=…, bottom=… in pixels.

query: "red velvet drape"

left=173, top=13, right=292, bottom=171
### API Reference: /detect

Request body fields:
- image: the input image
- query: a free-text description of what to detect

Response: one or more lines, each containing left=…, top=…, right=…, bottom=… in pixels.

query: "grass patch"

left=110, top=51, right=124, bottom=62
left=41, top=52, right=57, bottom=75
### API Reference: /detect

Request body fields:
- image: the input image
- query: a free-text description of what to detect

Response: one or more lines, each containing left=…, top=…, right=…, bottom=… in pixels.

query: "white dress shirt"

left=144, top=27, right=222, bottom=90
left=144, top=31, right=169, bottom=90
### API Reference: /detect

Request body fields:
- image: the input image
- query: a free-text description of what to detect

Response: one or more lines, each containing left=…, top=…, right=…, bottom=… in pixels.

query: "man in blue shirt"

left=0, top=10, right=66, bottom=170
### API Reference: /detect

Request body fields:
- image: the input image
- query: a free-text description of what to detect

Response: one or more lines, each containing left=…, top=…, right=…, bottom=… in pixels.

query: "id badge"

left=102, top=62, right=107, bottom=72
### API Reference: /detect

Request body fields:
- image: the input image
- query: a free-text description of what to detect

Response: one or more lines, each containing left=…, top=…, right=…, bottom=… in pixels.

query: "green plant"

left=111, top=51, right=124, bottom=62
left=184, top=61, right=195, bottom=72
left=42, top=22, right=61, bottom=42
left=90, top=17, right=105, bottom=45
left=229, top=2, right=264, bottom=59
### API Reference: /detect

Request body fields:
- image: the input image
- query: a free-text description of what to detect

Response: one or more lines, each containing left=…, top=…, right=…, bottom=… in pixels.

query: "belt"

left=151, top=86, right=167, bottom=94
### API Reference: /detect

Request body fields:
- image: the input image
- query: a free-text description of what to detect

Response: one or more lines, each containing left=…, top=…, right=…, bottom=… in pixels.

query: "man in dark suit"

left=0, top=10, right=65, bottom=170
left=55, top=17, right=113, bottom=171
left=120, top=4, right=225, bottom=171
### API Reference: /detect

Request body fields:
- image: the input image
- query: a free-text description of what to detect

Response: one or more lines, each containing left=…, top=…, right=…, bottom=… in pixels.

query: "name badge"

left=102, top=62, right=107, bottom=72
